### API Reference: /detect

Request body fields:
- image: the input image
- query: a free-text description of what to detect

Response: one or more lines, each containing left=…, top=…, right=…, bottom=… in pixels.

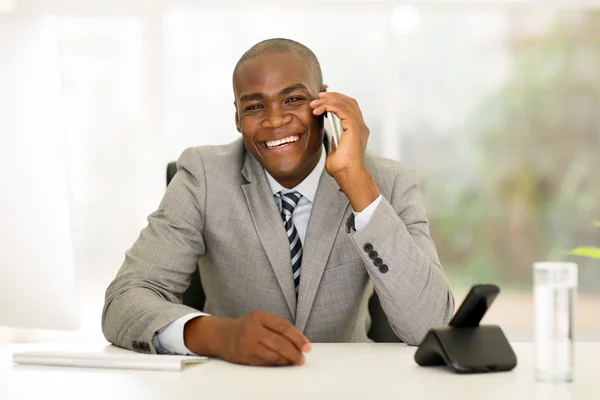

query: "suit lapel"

left=241, top=150, right=297, bottom=318
left=295, top=172, right=349, bottom=332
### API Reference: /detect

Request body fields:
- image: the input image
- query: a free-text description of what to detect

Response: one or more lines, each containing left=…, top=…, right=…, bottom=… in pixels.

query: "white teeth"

left=266, top=135, right=299, bottom=148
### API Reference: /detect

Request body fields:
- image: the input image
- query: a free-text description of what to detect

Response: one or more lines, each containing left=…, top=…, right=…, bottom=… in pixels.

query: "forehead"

left=233, top=52, right=318, bottom=98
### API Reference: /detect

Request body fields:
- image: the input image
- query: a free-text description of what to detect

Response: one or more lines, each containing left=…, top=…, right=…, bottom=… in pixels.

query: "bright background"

left=0, top=0, right=599, bottom=342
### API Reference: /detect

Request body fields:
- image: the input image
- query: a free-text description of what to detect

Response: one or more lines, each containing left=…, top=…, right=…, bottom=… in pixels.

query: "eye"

left=245, top=104, right=264, bottom=111
left=286, top=97, right=304, bottom=104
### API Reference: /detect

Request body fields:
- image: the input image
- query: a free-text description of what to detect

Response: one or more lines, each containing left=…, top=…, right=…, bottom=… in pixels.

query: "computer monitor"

left=0, top=15, right=79, bottom=331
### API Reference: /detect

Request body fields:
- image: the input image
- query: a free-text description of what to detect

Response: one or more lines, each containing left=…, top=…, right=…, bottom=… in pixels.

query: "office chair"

left=167, top=162, right=401, bottom=343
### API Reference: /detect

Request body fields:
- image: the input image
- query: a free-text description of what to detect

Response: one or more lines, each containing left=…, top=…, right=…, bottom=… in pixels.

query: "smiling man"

left=102, top=38, right=455, bottom=366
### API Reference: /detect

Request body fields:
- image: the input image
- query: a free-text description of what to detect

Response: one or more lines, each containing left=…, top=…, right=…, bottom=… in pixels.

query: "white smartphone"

left=323, top=111, right=343, bottom=151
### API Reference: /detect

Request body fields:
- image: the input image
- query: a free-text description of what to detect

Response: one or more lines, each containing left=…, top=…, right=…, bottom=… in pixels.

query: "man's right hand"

left=183, top=310, right=311, bottom=366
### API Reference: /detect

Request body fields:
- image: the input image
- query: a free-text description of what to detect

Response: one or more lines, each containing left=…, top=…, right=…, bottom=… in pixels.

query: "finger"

left=317, top=91, right=352, bottom=101
left=314, top=92, right=364, bottom=118
left=310, top=97, right=349, bottom=110
left=316, top=92, right=360, bottom=109
left=258, top=328, right=305, bottom=366
left=311, top=100, right=353, bottom=120
left=312, top=105, right=327, bottom=116
left=308, top=97, right=355, bottom=109
left=256, top=342, right=293, bottom=366
left=259, top=313, right=312, bottom=353
left=311, top=103, right=351, bottom=119
left=246, top=344, right=290, bottom=366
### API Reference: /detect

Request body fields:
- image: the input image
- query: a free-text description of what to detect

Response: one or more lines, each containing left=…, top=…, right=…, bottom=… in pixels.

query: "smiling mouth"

left=262, top=134, right=304, bottom=149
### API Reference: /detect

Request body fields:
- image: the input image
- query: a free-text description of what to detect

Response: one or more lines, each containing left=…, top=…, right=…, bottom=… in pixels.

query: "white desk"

left=0, top=342, right=595, bottom=400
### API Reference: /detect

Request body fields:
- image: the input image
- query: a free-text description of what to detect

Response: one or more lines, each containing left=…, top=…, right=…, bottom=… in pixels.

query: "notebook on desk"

left=13, top=350, right=208, bottom=371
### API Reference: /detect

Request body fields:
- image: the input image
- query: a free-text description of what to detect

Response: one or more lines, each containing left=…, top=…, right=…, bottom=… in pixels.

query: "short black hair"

left=233, top=38, right=323, bottom=89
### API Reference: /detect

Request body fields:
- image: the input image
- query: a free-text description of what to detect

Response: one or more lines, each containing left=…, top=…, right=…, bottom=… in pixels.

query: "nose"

left=261, top=107, right=293, bottom=129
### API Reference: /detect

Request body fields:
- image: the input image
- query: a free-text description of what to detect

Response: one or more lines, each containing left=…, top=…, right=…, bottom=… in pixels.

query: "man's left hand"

left=310, top=92, right=369, bottom=176
left=310, top=92, right=380, bottom=212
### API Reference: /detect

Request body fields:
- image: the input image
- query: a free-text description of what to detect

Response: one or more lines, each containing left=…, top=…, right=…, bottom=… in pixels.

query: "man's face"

left=233, top=52, right=323, bottom=189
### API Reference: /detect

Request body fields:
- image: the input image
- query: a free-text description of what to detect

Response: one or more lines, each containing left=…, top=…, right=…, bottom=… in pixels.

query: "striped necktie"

left=274, top=191, right=303, bottom=296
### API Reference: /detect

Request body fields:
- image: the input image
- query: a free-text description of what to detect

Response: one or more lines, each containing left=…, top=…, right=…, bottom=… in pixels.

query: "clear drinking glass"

left=533, top=262, right=577, bottom=382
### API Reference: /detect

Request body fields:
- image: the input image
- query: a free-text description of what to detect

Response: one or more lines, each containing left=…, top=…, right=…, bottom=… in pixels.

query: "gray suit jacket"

left=102, top=138, right=454, bottom=353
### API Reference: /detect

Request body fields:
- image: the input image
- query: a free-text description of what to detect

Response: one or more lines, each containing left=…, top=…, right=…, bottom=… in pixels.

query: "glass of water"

left=533, top=262, right=577, bottom=382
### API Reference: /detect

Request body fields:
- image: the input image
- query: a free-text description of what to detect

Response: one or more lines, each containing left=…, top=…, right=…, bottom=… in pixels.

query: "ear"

left=234, top=101, right=241, bottom=133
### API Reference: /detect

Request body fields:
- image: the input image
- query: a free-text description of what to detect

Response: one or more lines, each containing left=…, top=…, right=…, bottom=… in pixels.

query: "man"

left=102, top=38, right=454, bottom=366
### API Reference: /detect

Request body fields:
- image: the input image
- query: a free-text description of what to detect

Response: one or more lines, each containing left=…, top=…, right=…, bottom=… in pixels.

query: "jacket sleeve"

left=347, top=165, right=455, bottom=345
left=101, top=147, right=207, bottom=354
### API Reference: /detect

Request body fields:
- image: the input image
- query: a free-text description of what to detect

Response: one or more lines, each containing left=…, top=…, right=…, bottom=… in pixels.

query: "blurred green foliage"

left=569, top=222, right=600, bottom=260
left=425, top=10, right=600, bottom=290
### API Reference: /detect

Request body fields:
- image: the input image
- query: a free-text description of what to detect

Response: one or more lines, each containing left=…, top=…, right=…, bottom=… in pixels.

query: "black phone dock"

left=414, top=284, right=517, bottom=374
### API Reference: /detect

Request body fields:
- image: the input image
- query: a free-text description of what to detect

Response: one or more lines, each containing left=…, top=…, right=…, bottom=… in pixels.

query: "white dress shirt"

left=155, top=146, right=382, bottom=355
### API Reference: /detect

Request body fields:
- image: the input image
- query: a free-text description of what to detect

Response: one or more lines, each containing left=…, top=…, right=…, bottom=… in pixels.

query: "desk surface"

left=0, top=342, right=595, bottom=400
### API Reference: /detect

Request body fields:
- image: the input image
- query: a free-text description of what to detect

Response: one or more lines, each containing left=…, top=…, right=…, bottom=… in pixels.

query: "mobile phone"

left=323, top=110, right=342, bottom=151
left=448, top=283, right=500, bottom=327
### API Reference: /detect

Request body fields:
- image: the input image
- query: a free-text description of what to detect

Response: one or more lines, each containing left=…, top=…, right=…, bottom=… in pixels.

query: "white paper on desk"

left=12, top=351, right=207, bottom=371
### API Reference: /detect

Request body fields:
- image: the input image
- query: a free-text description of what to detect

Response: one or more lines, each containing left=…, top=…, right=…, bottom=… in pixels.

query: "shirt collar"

left=265, top=145, right=325, bottom=204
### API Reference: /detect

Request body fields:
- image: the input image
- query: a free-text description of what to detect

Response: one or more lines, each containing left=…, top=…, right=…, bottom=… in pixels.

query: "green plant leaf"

left=569, top=247, right=600, bottom=260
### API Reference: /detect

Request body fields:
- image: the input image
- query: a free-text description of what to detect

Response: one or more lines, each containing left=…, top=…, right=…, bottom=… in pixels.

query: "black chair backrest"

left=166, top=162, right=400, bottom=343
